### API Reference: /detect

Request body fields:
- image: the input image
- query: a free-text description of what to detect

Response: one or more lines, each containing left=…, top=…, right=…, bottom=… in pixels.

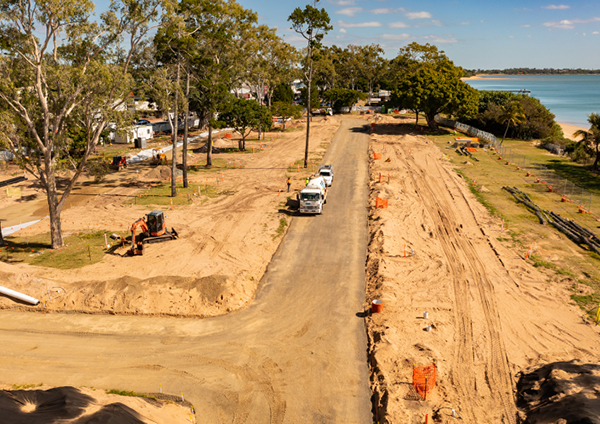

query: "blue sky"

left=237, top=0, right=600, bottom=69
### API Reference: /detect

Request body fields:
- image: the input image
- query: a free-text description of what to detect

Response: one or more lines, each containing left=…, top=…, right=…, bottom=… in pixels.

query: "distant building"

left=114, top=125, right=153, bottom=144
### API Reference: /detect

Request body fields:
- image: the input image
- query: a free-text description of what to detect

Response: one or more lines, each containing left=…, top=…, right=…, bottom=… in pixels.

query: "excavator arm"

left=128, top=218, right=149, bottom=255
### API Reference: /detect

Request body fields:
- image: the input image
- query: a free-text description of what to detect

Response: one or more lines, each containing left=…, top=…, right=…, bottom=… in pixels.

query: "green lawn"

left=430, top=131, right=600, bottom=317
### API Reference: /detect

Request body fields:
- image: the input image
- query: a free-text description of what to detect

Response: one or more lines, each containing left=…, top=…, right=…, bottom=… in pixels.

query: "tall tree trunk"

left=501, top=121, right=510, bottom=145
left=414, top=110, right=419, bottom=126
left=171, top=56, right=180, bottom=198
left=257, top=77, right=262, bottom=141
left=206, top=123, right=213, bottom=167
left=46, top=173, right=64, bottom=248
left=182, top=66, right=190, bottom=188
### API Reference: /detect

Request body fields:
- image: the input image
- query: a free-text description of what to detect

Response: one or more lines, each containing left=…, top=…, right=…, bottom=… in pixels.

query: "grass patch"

left=427, top=129, right=600, bottom=314
left=106, top=389, right=157, bottom=400
left=530, top=255, right=557, bottom=270
left=274, top=218, right=288, bottom=238
left=12, top=383, right=43, bottom=390
left=287, top=157, right=321, bottom=174
left=2, top=230, right=108, bottom=269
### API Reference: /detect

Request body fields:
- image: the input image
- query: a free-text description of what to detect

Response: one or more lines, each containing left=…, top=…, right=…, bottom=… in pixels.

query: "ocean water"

left=464, top=75, right=600, bottom=128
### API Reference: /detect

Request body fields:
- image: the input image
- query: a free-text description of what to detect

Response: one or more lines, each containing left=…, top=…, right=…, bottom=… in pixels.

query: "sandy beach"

left=559, top=122, right=586, bottom=140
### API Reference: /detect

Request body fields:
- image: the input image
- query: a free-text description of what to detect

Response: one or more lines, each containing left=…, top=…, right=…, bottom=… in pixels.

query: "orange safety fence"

left=373, top=153, right=382, bottom=160
left=375, top=197, right=388, bottom=209
left=412, top=363, right=437, bottom=401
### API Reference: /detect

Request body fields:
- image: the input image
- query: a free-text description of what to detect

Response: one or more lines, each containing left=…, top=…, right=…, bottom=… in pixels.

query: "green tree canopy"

left=219, top=97, right=272, bottom=150
left=574, top=113, right=600, bottom=170
left=271, top=101, right=302, bottom=130
left=272, top=83, right=295, bottom=104
left=322, top=88, right=366, bottom=112
left=394, top=44, right=478, bottom=129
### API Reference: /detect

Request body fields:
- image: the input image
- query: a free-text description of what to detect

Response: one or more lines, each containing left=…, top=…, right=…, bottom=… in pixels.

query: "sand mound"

left=0, top=385, right=193, bottom=423
left=516, top=361, right=600, bottom=423
left=143, top=166, right=172, bottom=180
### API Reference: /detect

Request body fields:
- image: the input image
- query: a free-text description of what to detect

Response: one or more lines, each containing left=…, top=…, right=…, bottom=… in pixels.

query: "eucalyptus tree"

left=244, top=25, right=278, bottom=141
left=288, top=0, right=331, bottom=168
left=183, top=0, right=256, bottom=167
left=0, top=0, right=160, bottom=248
left=263, top=38, right=301, bottom=109
left=358, top=44, right=386, bottom=99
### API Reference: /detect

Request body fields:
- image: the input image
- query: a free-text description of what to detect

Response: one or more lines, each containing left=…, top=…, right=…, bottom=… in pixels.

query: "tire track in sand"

left=400, top=143, right=516, bottom=423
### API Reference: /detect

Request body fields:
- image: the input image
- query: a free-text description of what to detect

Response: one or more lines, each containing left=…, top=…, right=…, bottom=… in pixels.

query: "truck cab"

left=299, top=176, right=328, bottom=214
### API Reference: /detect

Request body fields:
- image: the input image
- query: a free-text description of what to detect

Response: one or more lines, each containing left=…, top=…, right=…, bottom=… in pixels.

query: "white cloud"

left=521, top=24, right=531, bottom=27
left=421, top=35, right=457, bottom=44
left=544, top=20, right=575, bottom=29
left=543, top=5, right=570, bottom=9
left=340, top=28, right=347, bottom=33
left=331, top=0, right=355, bottom=5
left=389, top=21, right=409, bottom=28
left=461, top=22, right=471, bottom=25
left=381, top=33, right=411, bottom=40
left=336, top=7, right=363, bottom=16
left=406, top=11, right=432, bottom=20
left=594, top=31, right=600, bottom=34
left=371, top=8, right=395, bottom=14
left=337, top=20, right=383, bottom=28
left=431, top=20, right=442, bottom=26
left=543, top=17, right=600, bottom=29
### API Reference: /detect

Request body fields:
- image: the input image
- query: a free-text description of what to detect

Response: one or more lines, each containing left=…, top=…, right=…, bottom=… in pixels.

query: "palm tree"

left=498, top=100, right=526, bottom=145
left=573, top=113, right=600, bottom=170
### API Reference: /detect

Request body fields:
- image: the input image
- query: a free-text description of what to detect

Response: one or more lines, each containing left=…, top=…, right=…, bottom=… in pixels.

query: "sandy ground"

left=0, top=116, right=340, bottom=317
left=559, top=122, right=586, bottom=141
left=0, top=384, right=194, bottom=423
left=363, top=113, right=600, bottom=423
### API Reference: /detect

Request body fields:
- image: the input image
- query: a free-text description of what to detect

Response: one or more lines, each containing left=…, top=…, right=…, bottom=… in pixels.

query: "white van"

left=318, top=165, right=334, bottom=186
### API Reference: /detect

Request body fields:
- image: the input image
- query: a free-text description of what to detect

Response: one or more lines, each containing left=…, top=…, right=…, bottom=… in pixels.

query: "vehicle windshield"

left=320, top=171, right=331, bottom=176
left=300, top=192, right=320, bottom=201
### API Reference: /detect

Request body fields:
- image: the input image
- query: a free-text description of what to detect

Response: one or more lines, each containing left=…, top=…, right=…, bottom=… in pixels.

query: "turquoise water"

left=464, top=75, right=600, bottom=128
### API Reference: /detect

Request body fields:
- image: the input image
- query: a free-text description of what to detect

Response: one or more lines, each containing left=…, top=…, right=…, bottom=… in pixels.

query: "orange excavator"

left=115, top=210, right=178, bottom=256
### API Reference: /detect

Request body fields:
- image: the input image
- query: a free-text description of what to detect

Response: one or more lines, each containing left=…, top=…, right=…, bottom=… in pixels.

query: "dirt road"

left=0, top=118, right=373, bottom=423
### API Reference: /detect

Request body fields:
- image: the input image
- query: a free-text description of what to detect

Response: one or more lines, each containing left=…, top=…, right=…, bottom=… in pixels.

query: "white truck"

left=318, top=164, right=334, bottom=186
left=299, top=176, right=327, bottom=214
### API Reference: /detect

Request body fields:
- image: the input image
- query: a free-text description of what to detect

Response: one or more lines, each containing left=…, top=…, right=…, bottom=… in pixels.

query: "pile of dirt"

left=193, top=143, right=223, bottom=153
left=516, top=361, right=600, bottom=423
left=0, top=385, right=194, bottom=423
left=144, top=166, right=172, bottom=180
left=366, top=113, right=399, bottom=124
left=0, top=272, right=246, bottom=317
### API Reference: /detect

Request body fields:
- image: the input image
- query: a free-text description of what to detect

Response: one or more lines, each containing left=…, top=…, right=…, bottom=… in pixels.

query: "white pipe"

left=0, top=286, right=39, bottom=305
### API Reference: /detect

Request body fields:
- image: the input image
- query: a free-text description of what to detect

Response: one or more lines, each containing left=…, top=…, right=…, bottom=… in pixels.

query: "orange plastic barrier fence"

left=412, top=364, right=437, bottom=401
left=375, top=197, right=388, bottom=209
left=465, top=147, right=478, bottom=153
left=373, top=153, right=382, bottom=160
left=224, top=133, right=231, bottom=139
